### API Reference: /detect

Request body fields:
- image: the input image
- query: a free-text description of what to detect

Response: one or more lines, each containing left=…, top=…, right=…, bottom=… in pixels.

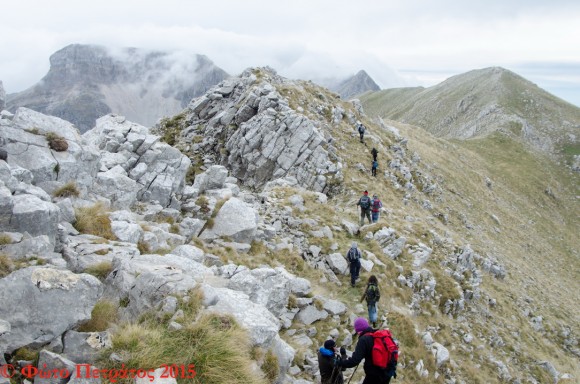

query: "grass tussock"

left=53, top=181, right=80, bottom=198
left=262, top=350, right=279, bottom=384
left=84, top=261, right=113, bottom=280
left=0, top=232, right=15, bottom=246
left=0, top=233, right=13, bottom=245
left=78, top=300, right=118, bottom=332
left=137, top=240, right=151, bottom=255
left=74, top=203, right=116, bottom=240
left=102, top=311, right=268, bottom=384
left=0, top=254, right=13, bottom=278
left=387, top=312, right=442, bottom=383
left=13, top=347, right=38, bottom=362
left=45, top=131, right=68, bottom=151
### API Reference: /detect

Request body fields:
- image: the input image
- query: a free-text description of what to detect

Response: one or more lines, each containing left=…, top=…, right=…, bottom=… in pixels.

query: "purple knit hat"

left=354, top=317, right=369, bottom=333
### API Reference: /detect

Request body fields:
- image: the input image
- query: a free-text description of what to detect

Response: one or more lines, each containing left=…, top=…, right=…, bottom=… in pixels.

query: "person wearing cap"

left=357, top=191, right=372, bottom=226
left=336, top=318, right=392, bottom=383
left=317, top=339, right=346, bottom=384
left=346, top=241, right=362, bottom=287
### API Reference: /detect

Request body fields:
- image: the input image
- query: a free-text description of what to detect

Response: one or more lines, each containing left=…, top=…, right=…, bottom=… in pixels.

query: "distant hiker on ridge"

left=357, top=121, right=366, bottom=143
left=371, top=147, right=378, bottom=161
left=371, top=194, right=382, bottom=223
left=346, top=242, right=362, bottom=287
left=371, top=160, right=378, bottom=177
left=357, top=190, right=372, bottom=226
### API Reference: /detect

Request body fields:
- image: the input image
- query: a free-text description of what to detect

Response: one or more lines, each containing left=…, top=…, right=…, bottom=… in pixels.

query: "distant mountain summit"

left=329, top=70, right=380, bottom=99
left=6, top=44, right=229, bottom=132
left=361, top=67, right=580, bottom=158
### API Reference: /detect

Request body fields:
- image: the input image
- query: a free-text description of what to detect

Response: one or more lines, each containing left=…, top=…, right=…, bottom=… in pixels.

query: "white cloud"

left=1, top=0, right=579, bottom=105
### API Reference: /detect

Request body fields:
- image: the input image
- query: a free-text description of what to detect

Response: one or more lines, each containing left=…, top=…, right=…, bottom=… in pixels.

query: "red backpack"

left=370, top=329, right=399, bottom=372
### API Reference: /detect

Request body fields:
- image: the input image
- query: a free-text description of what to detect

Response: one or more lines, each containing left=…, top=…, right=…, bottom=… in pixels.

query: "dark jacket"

left=340, top=327, right=390, bottom=383
left=318, top=347, right=344, bottom=384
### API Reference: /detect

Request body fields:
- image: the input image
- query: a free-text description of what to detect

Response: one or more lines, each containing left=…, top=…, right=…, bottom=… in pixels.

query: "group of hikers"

left=356, top=190, right=382, bottom=226
left=317, top=270, right=398, bottom=383
left=315, top=122, right=397, bottom=383
left=357, top=122, right=379, bottom=178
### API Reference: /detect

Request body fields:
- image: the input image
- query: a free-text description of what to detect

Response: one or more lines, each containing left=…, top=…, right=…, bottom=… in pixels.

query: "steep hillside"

left=1, top=67, right=578, bottom=384
left=6, top=44, right=229, bottom=132
left=360, top=67, right=580, bottom=165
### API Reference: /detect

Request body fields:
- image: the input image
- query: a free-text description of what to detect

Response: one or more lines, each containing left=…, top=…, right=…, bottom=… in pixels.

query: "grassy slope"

left=391, top=121, right=580, bottom=380
left=360, top=68, right=580, bottom=164
left=275, top=79, right=579, bottom=382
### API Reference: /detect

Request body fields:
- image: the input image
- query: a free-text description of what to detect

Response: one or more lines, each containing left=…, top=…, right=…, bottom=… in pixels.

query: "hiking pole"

left=346, top=363, right=360, bottom=384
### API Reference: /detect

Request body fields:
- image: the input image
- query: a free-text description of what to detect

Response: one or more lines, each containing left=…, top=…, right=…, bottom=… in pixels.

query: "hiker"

left=371, top=160, right=378, bottom=177
left=370, top=194, right=382, bottom=223
left=361, top=275, right=381, bottom=328
left=346, top=241, right=362, bottom=287
left=357, top=190, right=372, bottom=226
left=357, top=122, right=366, bottom=143
left=336, top=318, right=394, bottom=384
left=371, top=147, right=378, bottom=161
left=318, top=339, right=346, bottom=384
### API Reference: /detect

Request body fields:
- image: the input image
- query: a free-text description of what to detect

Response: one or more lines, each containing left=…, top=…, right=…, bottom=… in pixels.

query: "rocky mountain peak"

left=157, top=66, right=352, bottom=193
left=331, top=69, right=381, bottom=100
left=6, top=44, right=229, bottom=132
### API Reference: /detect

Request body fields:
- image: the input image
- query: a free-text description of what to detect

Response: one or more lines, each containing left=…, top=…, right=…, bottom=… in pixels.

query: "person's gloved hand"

left=340, top=347, right=346, bottom=356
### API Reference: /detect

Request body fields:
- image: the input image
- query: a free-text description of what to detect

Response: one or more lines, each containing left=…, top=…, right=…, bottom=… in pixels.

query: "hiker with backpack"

left=360, top=275, right=380, bottom=328
left=317, top=339, right=346, bottom=384
left=371, top=160, right=378, bottom=177
left=357, top=122, right=366, bottom=143
left=346, top=242, right=362, bottom=287
left=370, top=194, right=382, bottom=223
left=336, top=318, right=398, bottom=384
left=371, top=147, right=378, bottom=161
left=357, top=190, right=372, bottom=226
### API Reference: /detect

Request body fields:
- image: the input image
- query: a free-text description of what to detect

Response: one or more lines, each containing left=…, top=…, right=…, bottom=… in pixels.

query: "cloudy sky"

left=1, top=0, right=579, bottom=106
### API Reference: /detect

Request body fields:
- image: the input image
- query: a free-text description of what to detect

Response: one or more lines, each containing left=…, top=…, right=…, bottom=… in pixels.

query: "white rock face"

left=84, top=114, right=191, bottom=208
left=202, top=285, right=280, bottom=347
left=0, top=267, right=102, bottom=354
left=183, top=68, right=342, bottom=191
left=200, top=197, right=258, bottom=243
left=431, top=342, right=450, bottom=367
left=226, top=267, right=291, bottom=317
left=1, top=108, right=100, bottom=188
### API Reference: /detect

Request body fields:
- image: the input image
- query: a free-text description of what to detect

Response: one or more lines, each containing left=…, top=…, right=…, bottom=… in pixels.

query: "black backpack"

left=358, top=124, right=365, bottom=134
left=347, top=248, right=361, bottom=262
left=359, top=195, right=371, bottom=209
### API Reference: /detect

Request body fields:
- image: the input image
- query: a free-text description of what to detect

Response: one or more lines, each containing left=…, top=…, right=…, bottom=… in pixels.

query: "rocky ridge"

left=0, top=67, right=577, bottom=384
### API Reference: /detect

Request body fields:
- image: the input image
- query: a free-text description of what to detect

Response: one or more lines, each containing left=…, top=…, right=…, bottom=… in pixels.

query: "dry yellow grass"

left=74, top=202, right=116, bottom=240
